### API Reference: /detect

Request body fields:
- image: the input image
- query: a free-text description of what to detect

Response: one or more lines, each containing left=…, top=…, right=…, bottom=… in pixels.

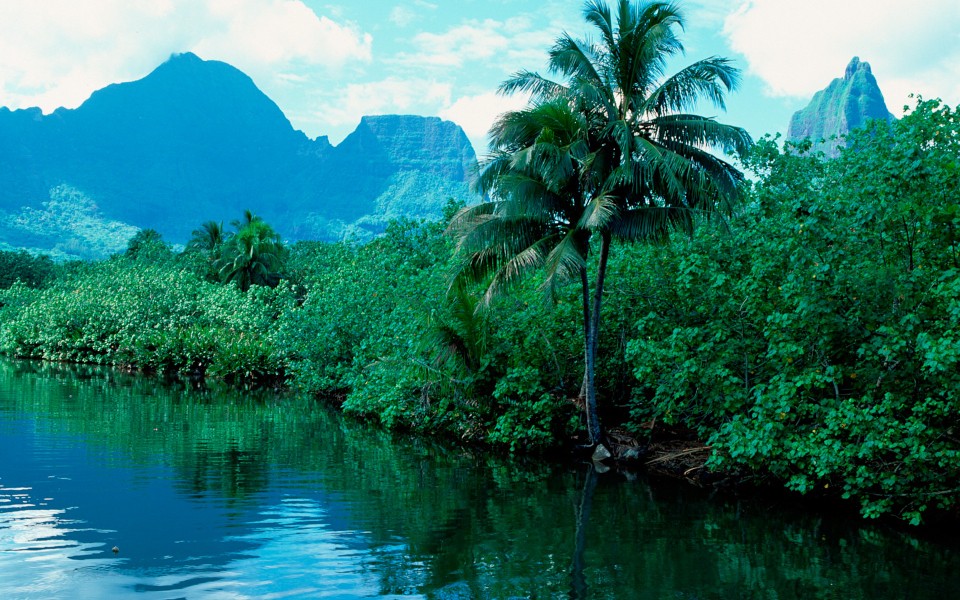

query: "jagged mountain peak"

left=844, top=56, right=868, bottom=78
left=787, top=56, right=894, bottom=156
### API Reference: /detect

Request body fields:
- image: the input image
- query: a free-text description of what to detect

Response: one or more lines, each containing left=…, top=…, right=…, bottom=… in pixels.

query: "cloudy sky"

left=1, top=0, right=957, bottom=154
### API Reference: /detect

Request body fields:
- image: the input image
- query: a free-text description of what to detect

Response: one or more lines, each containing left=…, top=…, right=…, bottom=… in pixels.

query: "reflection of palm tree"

left=216, top=213, right=286, bottom=292
left=570, top=465, right=598, bottom=599
left=450, top=0, right=751, bottom=447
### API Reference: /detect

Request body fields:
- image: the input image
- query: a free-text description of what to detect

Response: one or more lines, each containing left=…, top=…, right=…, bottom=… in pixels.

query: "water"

left=0, top=360, right=957, bottom=599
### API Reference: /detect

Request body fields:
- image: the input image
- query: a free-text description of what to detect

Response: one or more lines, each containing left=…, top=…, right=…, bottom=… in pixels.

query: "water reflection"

left=1, top=359, right=958, bottom=599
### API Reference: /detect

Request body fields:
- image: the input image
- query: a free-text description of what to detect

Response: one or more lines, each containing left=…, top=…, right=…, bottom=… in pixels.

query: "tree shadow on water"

left=569, top=464, right=599, bottom=600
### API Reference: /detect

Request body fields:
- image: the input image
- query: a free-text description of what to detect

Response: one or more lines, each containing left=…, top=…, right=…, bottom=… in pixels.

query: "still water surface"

left=1, top=360, right=957, bottom=599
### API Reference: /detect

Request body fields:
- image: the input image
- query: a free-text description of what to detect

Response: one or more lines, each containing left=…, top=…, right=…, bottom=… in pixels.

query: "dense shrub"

left=277, top=216, right=582, bottom=450
left=0, top=256, right=291, bottom=382
left=0, top=249, right=57, bottom=289
left=624, top=100, right=960, bottom=522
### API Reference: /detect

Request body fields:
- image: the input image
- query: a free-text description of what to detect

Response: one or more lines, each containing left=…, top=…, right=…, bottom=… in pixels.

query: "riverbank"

left=2, top=101, right=960, bottom=525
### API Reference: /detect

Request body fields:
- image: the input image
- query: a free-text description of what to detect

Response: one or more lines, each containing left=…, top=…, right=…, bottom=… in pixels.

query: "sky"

left=1, top=0, right=958, bottom=155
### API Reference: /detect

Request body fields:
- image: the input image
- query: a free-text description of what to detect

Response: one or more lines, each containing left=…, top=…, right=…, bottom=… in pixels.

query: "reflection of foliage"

left=2, top=359, right=958, bottom=599
left=0, top=185, right=138, bottom=260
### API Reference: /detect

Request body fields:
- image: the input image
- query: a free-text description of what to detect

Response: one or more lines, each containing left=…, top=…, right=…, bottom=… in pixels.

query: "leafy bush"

left=0, top=249, right=57, bottom=289
left=278, top=215, right=582, bottom=450
left=0, top=256, right=291, bottom=382
left=624, top=100, right=960, bottom=522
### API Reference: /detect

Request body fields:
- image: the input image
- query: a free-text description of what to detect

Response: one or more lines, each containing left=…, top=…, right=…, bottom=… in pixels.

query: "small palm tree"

left=231, top=209, right=262, bottom=231
left=187, top=221, right=227, bottom=281
left=188, top=221, right=226, bottom=255
left=216, top=212, right=286, bottom=292
left=450, top=0, right=752, bottom=448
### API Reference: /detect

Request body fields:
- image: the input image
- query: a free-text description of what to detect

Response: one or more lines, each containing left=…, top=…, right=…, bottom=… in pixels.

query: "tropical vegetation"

left=0, top=1, right=957, bottom=525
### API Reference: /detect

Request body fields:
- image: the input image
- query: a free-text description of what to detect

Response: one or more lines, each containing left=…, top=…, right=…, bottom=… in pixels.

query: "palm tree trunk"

left=584, top=230, right=611, bottom=445
left=579, top=265, right=590, bottom=402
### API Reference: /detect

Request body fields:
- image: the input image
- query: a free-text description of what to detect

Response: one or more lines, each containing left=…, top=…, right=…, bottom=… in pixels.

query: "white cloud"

left=394, top=15, right=559, bottom=73
left=724, top=0, right=960, bottom=112
left=681, top=0, right=730, bottom=29
left=402, top=19, right=510, bottom=67
left=439, top=91, right=530, bottom=156
left=0, top=0, right=372, bottom=113
left=389, top=6, right=416, bottom=27
left=194, top=0, right=372, bottom=67
left=315, top=77, right=453, bottom=132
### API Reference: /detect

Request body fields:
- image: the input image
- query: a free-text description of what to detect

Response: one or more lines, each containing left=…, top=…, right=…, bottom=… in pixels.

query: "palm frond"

left=541, top=229, right=589, bottom=300
left=609, top=205, right=691, bottom=241
left=651, top=113, right=753, bottom=156
left=578, top=193, right=620, bottom=230
left=499, top=71, right=569, bottom=101
left=645, top=57, right=742, bottom=114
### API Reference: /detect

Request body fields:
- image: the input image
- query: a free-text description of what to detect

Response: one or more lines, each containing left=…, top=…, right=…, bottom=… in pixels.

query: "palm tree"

left=187, top=221, right=227, bottom=279
left=449, top=0, right=752, bottom=449
left=216, top=212, right=286, bottom=292
left=188, top=221, right=226, bottom=255
left=231, top=209, right=262, bottom=231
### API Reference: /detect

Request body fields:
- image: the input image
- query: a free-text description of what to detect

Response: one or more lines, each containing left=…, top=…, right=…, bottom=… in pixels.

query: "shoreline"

left=3, top=349, right=959, bottom=532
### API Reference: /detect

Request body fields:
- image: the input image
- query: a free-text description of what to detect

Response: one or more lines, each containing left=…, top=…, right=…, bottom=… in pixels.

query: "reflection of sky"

left=0, top=414, right=421, bottom=598
left=215, top=497, right=421, bottom=599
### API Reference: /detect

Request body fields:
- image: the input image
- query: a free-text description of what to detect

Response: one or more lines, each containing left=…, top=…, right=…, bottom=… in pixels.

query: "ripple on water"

left=1, top=485, right=120, bottom=598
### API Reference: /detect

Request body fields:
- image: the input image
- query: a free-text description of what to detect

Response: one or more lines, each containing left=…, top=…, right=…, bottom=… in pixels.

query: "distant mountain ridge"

left=0, top=52, right=477, bottom=257
left=787, top=56, right=895, bottom=156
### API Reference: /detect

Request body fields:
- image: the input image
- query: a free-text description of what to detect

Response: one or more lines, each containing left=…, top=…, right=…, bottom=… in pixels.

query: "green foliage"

left=623, top=99, right=960, bottom=522
left=277, top=215, right=581, bottom=450
left=215, top=211, right=287, bottom=291
left=0, top=249, right=57, bottom=289
left=0, top=256, right=291, bottom=382
left=125, top=228, right=173, bottom=262
left=0, top=100, right=956, bottom=523
left=451, top=0, right=751, bottom=445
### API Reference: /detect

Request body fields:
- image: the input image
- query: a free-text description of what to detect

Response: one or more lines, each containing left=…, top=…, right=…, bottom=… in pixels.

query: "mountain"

left=787, top=57, right=895, bottom=156
left=0, top=52, right=477, bottom=257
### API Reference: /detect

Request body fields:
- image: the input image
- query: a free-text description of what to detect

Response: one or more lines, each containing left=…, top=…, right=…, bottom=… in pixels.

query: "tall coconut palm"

left=449, top=0, right=752, bottom=448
